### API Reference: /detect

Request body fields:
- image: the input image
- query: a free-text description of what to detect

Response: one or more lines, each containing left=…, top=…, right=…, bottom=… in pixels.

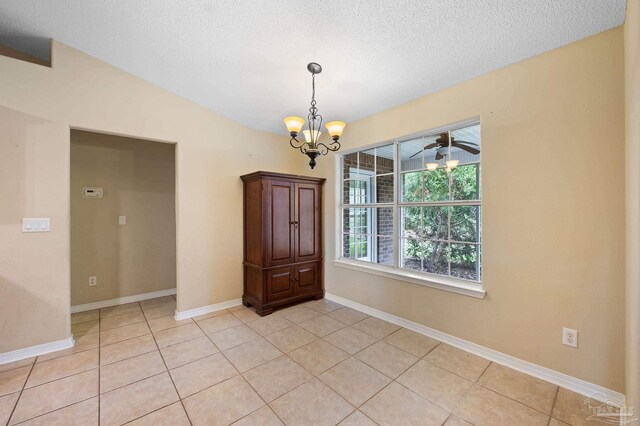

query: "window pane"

left=423, top=206, right=448, bottom=240
left=355, top=235, right=372, bottom=261
left=342, top=234, right=355, bottom=258
left=359, top=149, right=376, bottom=174
left=376, top=174, right=394, bottom=203
left=401, top=207, right=422, bottom=238
left=343, top=179, right=370, bottom=204
left=376, top=207, right=393, bottom=236
left=343, top=153, right=358, bottom=180
left=422, top=241, right=449, bottom=275
left=450, top=205, right=479, bottom=243
left=376, top=236, right=394, bottom=266
left=451, top=164, right=480, bottom=200
left=376, top=145, right=395, bottom=175
left=450, top=243, right=480, bottom=281
left=401, top=171, right=423, bottom=202
left=399, top=139, right=423, bottom=172
left=401, top=238, right=422, bottom=272
left=423, top=169, right=449, bottom=201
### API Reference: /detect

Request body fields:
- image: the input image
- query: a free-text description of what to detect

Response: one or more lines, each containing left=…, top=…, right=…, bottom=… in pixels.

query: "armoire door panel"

left=295, top=262, right=320, bottom=294
left=295, top=183, right=321, bottom=262
left=268, top=181, right=295, bottom=265
left=266, top=267, right=294, bottom=301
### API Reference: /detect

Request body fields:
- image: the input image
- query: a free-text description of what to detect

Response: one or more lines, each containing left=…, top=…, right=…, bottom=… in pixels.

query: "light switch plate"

left=22, top=218, right=51, bottom=233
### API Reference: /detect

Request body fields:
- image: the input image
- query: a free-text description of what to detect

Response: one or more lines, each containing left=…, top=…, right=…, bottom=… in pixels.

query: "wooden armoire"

left=241, top=171, right=325, bottom=316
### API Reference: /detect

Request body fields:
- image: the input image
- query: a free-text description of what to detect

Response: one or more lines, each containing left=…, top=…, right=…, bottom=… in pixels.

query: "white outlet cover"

left=89, top=276, right=97, bottom=286
left=562, top=327, right=578, bottom=348
left=118, top=216, right=126, bottom=225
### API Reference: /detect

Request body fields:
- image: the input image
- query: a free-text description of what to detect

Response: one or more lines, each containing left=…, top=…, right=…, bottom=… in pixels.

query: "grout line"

left=11, top=395, right=99, bottom=426
left=548, top=385, right=561, bottom=425
left=6, top=356, right=37, bottom=425
left=140, top=302, right=193, bottom=426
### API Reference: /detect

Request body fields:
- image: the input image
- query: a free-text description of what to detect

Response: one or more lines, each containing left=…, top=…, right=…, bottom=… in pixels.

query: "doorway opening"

left=69, top=129, right=177, bottom=322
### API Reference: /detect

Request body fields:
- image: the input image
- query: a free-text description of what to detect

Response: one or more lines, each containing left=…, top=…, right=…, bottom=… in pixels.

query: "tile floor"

left=0, top=296, right=609, bottom=425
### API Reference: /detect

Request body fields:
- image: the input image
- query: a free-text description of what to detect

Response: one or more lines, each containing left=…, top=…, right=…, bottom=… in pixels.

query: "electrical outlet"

left=89, top=276, right=97, bottom=286
left=118, top=216, right=126, bottom=225
left=562, top=327, right=578, bottom=348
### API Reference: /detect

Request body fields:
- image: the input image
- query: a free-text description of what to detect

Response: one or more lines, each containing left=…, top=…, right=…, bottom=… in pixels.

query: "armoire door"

left=294, top=262, right=320, bottom=294
left=266, top=180, right=295, bottom=266
left=294, top=183, right=322, bottom=262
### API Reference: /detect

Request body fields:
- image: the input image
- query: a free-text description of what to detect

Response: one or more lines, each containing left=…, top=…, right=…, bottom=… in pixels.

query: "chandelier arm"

left=317, top=140, right=341, bottom=155
left=289, top=137, right=306, bottom=150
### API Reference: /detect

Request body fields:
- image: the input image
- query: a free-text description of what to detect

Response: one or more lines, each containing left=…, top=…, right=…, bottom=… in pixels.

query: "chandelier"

left=283, top=62, right=345, bottom=169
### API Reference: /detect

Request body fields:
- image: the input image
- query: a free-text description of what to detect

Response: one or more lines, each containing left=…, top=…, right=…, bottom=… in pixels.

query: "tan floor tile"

left=100, top=334, right=158, bottom=366
left=26, top=349, right=98, bottom=388
left=319, top=357, right=391, bottom=407
left=352, top=317, right=400, bottom=339
left=71, top=310, right=99, bottom=325
left=327, top=307, right=369, bottom=325
left=244, top=355, right=313, bottom=402
left=37, top=333, right=99, bottom=363
left=0, top=366, right=31, bottom=397
left=478, top=363, right=558, bottom=414
left=356, top=341, right=418, bottom=379
left=143, top=303, right=176, bottom=320
left=233, top=405, right=283, bottom=426
left=100, top=322, right=150, bottom=346
left=444, top=415, right=474, bottom=425
left=548, top=418, right=571, bottom=425
left=153, top=323, right=204, bottom=348
left=270, top=378, right=353, bottom=425
left=0, top=358, right=35, bottom=374
left=100, top=311, right=146, bottom=331
left=223, top=338, right=283, bottom=372
left=147, top=315, right=193, bottom=333
left=0, top=392, right=19, bottom=425
left=385, top=328, right=440, bottom=357
left=99, top=372, right=178, bottom=426
left=305, top=298, right=344, bottom=314
left=160, top=336, right=219, bottom=370
left=100, top=351, right=166, bottom=393
left=10, top=369, right=98, bottom=424
left=196, top=313, right=243, bottom=334
left=192, top=309, right=229, bottom=321
left=265, top=324, right=318, bottom=353
left=227, top=304, right=245, bottom=312
left=127, top=402, right=190, bottom=426
left=299, top=315, right=347, bottom=337
left=361, top=382, right=449, bottom=426
left=339, top=410, right=377, bottom=426
left=183, top=375, right=264, bottom=425
left=425, top=343, right=490, bottom=381
left=170, top=353, right=237, bottom=398
left=552, top=387, right=617, bottom=426
left=398, top=359, right=473, bottom=411
left=208, top=324, right=260, bottom=351
left=100, top=302, right=142, bottom=319
left=231, top=307, right=262, bottom=323
left=139, top=296, right=176, bottom=308
left=247, top=315, right=294, bottom=336
left=277, top=305, right=322, bottom=323
left=18, top=397, right=98, bottom=426
left=288, top=340, right=349, bottom=375
left=72, top=320, right=99, bottom=337
left=455, top=385, right=549, bottom=426
left=324, top=327, right=379, bottom=355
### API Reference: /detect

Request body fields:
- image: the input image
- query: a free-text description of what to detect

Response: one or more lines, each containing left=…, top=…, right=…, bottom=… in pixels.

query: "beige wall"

left=0, top=41, right=302, bottom=353
left=312, top=28, right=626, bottom=391
left=0, top=106, right=70, bottom=352
left=70, top=130, right=176, bottom=305
left=625, top=0, right=640, bottom=412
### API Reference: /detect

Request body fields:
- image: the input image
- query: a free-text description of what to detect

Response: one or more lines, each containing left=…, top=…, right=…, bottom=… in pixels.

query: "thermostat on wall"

left=82, top=187, right=103, bottom=198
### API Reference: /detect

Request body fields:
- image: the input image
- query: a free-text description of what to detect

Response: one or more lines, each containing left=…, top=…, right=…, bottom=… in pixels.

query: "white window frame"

left=334, top=118, right=486, bottom=299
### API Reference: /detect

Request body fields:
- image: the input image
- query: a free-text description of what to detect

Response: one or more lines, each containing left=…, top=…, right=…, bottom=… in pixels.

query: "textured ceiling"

left=0, top=1, right=626, bottom=134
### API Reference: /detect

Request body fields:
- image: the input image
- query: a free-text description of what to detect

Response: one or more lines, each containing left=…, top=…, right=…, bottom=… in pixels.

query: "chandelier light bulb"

left=283, top=116, right=305, bottom=136
left=303, top=129, right=322, bottom=143
left=445, top=159, right=459, bottom=170
left=325, top=121, right=346, bottom=140
left=426, top=163, right=439, bottom=171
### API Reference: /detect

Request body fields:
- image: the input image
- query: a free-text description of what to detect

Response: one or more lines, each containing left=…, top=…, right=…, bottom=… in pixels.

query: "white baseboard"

left=71, top=288, right=177, bottom=313
left=174, top=298, right=242, bottom=321
left=325, top=292, right=626, bottom=406
left=0, top=336, right=75, bottom=366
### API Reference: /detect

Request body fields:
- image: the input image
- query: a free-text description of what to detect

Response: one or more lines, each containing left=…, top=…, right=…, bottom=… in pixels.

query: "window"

left=339, top=122, right=482, bottom=286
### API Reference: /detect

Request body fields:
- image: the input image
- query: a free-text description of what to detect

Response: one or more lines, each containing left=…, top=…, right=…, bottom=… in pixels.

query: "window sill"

left=332, top=259, right=486, bottom=299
